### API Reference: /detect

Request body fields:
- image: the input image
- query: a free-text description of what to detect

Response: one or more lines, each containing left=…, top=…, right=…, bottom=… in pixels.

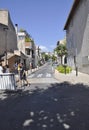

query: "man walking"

left=20, top=63, right=30, bottom=87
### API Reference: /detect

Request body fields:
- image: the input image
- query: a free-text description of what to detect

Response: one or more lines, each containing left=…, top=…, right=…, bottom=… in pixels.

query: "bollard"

left=76, top=67, right=78, bottom=76
left=63, top=64, right=67, bottom=75
left=65, top=66, right=66, bottom=74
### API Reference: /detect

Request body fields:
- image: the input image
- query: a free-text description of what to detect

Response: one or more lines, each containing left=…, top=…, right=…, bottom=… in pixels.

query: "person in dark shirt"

left=5, top=65, right=10, bottom=73
left=20, top=63, right=29, bottom=87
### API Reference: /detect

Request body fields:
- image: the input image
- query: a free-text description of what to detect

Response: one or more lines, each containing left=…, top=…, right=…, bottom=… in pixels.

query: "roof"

left=7, top=53, right=20, bottom=59
left=64, top=0, right=80, bottom=30
left=0, top=23, right=8, bottom=28
left=1, top=53, right=20, bottom=60
left=0, top=9, right=15, bottom=31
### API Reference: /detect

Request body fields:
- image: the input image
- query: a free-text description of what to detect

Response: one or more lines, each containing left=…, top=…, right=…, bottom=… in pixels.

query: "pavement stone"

left=54, top=69, right=89, bottom=85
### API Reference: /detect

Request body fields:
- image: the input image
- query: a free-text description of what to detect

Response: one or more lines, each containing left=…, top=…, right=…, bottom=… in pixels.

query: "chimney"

left=15, top=24, right=18, bottom=35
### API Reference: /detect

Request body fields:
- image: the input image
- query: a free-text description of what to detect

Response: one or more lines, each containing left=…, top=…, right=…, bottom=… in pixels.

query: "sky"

left=0, top=0, right=74, bottom=52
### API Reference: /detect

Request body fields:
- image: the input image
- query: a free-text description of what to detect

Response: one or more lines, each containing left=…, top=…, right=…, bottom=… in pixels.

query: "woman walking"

left=20, top=63, right=29, bottom=87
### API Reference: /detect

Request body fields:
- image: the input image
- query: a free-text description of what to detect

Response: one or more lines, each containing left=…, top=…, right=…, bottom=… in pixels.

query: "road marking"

left=46, top=73, right=51, bottom=77
left=28, top=78, right=59, bottom=84
left=37, top=74, right=43, bottom=78
left=28, top=74, right=35, bottom=78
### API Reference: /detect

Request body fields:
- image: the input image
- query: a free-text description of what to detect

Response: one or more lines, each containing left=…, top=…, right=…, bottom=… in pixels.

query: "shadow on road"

left=0, top=82, right=89, bottom=130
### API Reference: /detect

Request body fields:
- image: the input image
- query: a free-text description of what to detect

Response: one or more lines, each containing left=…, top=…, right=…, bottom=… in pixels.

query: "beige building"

left=25, top=41, right=36, bottom=68
left=0, top=10, right=17, bottom=56
left=64, top=0, right=89, bottom=74
left=16, top=26, right=36, bottom=69
left=57, top=38, right=66, bottom=46
left=0, top=10, right=18, bottom=71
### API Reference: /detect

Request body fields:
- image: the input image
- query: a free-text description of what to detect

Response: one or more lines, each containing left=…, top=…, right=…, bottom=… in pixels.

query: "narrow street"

left=1, top=0, right=89, bottom=129
left=0, top=63, right=89, bottom=130
left=27, top=62, right=58, bottom=84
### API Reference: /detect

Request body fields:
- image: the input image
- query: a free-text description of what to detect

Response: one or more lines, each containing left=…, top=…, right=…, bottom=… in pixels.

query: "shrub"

left=56, top=65, right=72, bottom=74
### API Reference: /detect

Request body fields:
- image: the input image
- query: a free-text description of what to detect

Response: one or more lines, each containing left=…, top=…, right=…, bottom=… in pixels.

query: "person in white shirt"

left=0, top=63, right=3, bottom=73
left=5, top=65, right=10, bottom=73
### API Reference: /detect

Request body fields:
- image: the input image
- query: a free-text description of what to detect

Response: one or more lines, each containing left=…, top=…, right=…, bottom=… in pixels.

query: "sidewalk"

left=27, top=67, right=39, bottom=75
left=54, top=69, right=89, bottom=85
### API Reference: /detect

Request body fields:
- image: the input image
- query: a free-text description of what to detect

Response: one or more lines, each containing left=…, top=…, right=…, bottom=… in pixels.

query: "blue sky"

left=0, top=0, right=73, bottom=52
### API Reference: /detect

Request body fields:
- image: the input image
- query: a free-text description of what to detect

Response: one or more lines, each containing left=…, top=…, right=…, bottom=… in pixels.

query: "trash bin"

left=0, top=73, right=16, bottom=90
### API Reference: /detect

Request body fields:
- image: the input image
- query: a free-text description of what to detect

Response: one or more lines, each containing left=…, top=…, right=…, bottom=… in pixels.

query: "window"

left=19, top=36, right=24, bottom=40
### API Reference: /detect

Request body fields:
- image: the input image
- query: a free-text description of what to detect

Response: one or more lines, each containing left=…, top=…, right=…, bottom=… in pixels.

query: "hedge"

left=56, top=65, right=72, bottom=74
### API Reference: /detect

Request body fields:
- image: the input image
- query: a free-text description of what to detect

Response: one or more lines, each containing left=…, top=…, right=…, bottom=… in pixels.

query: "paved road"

left=0, top=63, right=89, bottom=130
left=27, top=63, right=58, bottom=84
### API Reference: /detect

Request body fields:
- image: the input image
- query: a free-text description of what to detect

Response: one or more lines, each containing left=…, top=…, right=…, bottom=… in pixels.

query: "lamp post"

left=3, top=27, right=8, bottom=65
left=64, top=56, right=67, bottom=74
left=37, top=46, right=40, bottom=67
left=74, top=48, right=78, bottom=76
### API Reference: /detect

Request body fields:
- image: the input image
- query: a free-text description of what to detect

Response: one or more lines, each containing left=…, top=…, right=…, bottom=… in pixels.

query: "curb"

left=54, top=69, right=89, bottom=85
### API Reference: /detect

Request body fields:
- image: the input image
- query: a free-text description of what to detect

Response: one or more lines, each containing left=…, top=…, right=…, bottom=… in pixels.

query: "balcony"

left=25, top=42, right=32, bottom=49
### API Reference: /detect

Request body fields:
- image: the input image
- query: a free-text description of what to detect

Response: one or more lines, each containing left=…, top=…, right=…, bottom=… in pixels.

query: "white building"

left=15, top=24, right=36, bottom=69
left=64, top=0, right=89, bottom=74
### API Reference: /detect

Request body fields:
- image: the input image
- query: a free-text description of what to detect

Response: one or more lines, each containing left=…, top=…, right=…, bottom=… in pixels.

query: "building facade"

left=25, top=41, right=36, bottom=69
left=64, top=0, right=89, bottom=74
left=0, top=10, right=17, bottom=56
left=16, top=27, right=36, bottom=70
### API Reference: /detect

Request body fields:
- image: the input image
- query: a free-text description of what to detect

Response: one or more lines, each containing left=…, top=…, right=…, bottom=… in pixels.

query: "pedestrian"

left=30, top=62, right=32, bottom=72
left=5, top=65, right=10, bottom=73
left=14, top=61, right=18, bottom=74
left=17, top=62, right=21, bottom=81
left=20, top=63, right=30, bottom=87
left=0, top=63, right=3, bottom=73
left=17, top=63, right=21, bottom=74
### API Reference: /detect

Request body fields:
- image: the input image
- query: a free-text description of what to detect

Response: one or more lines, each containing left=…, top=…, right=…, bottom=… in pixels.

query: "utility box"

left=0, top=73, right=16, bottom=90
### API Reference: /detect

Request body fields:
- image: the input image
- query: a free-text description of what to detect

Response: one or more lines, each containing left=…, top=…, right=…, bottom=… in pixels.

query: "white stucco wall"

left=66, top=0, right=89, bottom=74
left=17, top=32, right=26, bottom=54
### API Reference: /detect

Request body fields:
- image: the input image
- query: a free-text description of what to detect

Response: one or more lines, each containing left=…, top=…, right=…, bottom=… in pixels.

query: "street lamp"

left=38, top=46, right=40, bottom=67
left=3, top=26, right=8, bottom=65
left=74, top=48, right=78, bottom=76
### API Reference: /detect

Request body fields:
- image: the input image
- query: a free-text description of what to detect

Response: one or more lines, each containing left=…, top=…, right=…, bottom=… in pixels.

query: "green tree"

left=41, top=52, right=50, bottom=61
left=19, top=29, right=33, bottom=43
left=54, top=44, right=67, bottom=64
left=51, top=54, right=57, bottom=62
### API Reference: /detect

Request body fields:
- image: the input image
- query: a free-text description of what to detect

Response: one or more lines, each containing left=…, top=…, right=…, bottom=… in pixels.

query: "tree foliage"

left=51, top=54, right=57, bottom=62
left=55, top=44, right=67, bottom=57
left=19, top=28, right=34, bottom=43
left=54, top=44, right=67, bottom=64
left=41, top=52, right=50, bottom=61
